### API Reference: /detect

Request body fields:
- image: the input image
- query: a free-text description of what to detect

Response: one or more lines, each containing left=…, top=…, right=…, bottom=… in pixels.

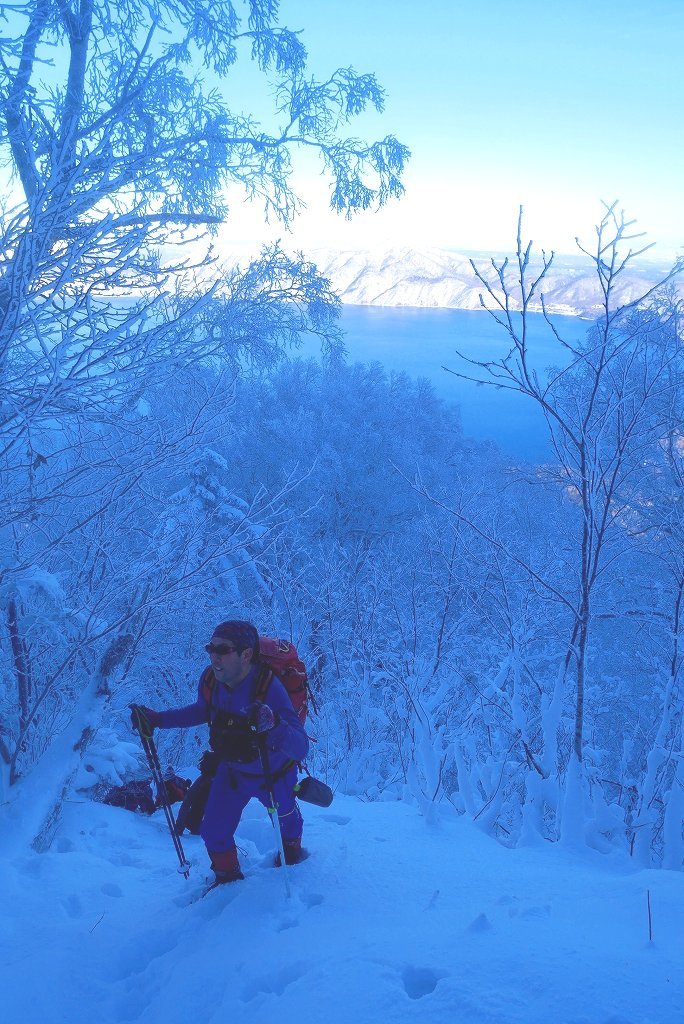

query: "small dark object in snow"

left=295, top=776, right=333, bottom=807
left=103, top=780, right=156, bottom=815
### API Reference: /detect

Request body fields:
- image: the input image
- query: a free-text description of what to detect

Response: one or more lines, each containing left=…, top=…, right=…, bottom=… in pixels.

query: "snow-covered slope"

left=2, top=792, right=683, bottom=1024
left=307, top=246, right=678, bottom=317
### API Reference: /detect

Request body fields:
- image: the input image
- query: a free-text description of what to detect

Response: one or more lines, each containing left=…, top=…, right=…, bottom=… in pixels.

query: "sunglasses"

left=205, top=643, right=240, bottom=656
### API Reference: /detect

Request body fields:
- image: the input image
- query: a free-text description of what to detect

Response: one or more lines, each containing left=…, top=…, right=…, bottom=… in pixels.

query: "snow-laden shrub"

left=74, top=728, right=143, bottom=790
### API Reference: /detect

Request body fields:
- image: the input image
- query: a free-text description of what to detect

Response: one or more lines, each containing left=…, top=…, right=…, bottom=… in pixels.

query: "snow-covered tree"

left=442, top=205, right=684, bottom=850
left=0, top=0, right=408, bottom=844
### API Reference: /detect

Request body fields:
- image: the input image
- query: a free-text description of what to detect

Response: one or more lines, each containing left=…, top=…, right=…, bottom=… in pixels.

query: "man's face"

left=207, top=635, right=253, bottom=689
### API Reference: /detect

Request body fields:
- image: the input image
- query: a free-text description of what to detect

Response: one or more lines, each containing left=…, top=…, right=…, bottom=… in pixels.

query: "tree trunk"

left=18, top=630, right=134, bottom=853
left=574, top=610, right=589, bottom=763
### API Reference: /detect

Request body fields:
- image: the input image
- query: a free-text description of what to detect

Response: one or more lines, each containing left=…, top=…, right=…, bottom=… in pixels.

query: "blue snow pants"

left=200, top=761, right=303, bottom=854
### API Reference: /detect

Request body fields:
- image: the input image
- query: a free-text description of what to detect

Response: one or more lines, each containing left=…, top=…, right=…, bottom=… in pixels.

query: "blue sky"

left=224, top=0, right=684, bottom=258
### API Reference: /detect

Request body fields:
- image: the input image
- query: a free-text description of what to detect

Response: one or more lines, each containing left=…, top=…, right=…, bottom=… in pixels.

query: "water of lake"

left=319, top=305, right=588, bottom=462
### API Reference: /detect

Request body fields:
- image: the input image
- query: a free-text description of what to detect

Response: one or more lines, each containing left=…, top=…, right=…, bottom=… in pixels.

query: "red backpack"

left=201, top=636, right=313, bottom=725
left=256, top=637, right=311, bottom=725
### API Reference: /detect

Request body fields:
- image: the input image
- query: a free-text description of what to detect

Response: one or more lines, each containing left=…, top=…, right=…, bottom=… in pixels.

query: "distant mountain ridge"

left=307, top=245, right=680, bottom=318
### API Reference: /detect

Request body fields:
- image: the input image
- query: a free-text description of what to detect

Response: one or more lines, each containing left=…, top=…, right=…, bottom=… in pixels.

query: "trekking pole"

left=130, top=706, right=191, bottom=879
left=256, top=734, right=292, bottom=898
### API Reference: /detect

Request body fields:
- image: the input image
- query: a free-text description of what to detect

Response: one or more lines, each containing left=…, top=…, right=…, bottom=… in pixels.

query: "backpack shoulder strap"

left=252, top=662, right=273, bottom=704
left=200, top=667, right=216, bottom=706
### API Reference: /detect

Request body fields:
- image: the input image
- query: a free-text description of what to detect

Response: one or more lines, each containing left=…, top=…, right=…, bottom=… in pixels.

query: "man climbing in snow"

left=131, top=620, right=308, bottom=885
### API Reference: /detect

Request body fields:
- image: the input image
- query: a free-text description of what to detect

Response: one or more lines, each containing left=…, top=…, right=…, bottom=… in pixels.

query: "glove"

left=246, top=702, right=277, bottom=734
left=130, top=704, right=160, bottom=737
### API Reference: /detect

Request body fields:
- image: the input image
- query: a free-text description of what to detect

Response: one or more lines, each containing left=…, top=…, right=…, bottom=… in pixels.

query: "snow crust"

left=2, top=792, right=682, bottom=1024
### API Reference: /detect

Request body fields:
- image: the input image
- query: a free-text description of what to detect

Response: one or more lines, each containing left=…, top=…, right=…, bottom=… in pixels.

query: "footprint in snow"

left=302, top=891, right=323, bottom=908
left=61, top=894, right=83, bottom=919
left=320, top=814, right=351, bottom=825
left=276, top=915, right=299, bottom=932
left=519, top=904, right=551, bottom=919
left=466, top=912, right=493, bottom=933
left=101, top=882, right=123, bottom=898
left=240, top=962, right=308, bottom=1002
left=275, top=890, right=323, bottom=931
left=110, top=928, right=180, bottom=981
left=174, top=879, right=242, bottom=913
left=402, top=965, right=448, bottom=1000
left=506, top=902, right=551, bottom=919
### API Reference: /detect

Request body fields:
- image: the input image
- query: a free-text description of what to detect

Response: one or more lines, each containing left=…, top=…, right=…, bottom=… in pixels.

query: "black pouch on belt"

left=294, top=775, right=334, bottom=807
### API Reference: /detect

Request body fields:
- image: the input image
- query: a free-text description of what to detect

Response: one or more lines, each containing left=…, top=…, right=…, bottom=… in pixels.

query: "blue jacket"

left=156, top=665, right=309, bottom=776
